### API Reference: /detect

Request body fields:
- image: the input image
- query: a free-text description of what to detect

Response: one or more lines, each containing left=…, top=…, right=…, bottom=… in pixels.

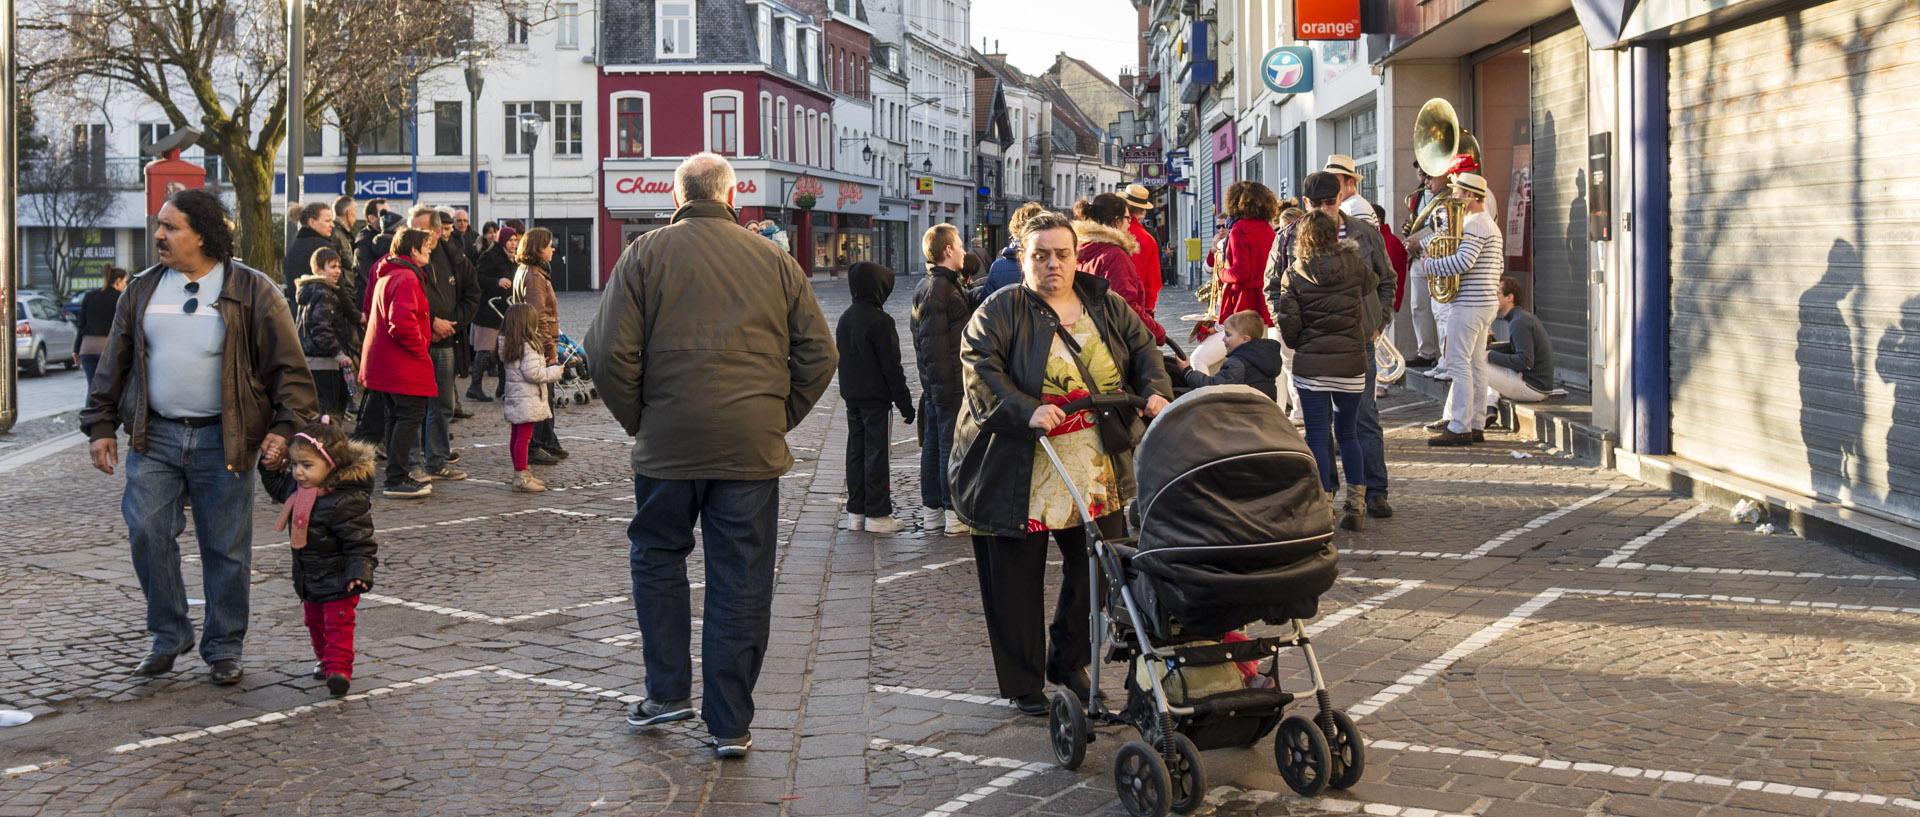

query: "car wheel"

left=23, top=345, right=47, bottom=377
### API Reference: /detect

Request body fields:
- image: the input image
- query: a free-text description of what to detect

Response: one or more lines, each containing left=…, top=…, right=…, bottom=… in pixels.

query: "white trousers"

left=1444, top=301, right=1498, bottom=434
left=1429, top=295, right=1455, bottom=376
left=1266, top=327, right=1302, bottom=413
left=1407, top=265, right=1440, bottom=360
left=1486, top=365, right=1548, bottom=405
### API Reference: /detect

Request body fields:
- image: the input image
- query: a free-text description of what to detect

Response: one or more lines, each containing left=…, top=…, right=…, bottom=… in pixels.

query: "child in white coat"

left=498, top=304, right=567, bottom=492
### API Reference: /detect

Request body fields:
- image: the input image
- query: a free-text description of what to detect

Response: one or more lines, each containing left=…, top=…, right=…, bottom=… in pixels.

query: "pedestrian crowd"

left=70, top=147, right=1537, bottom=757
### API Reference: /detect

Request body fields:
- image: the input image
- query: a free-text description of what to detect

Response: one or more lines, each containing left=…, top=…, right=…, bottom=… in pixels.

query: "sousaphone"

left=1407, top=99, right=1480, bottom=304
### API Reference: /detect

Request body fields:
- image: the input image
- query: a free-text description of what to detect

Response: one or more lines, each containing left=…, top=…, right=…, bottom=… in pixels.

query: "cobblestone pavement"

left=4, top=280, right=1918, bottom=817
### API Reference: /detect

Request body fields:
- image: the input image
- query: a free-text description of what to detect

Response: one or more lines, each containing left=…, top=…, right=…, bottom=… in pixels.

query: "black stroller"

left=1039, top=385, right=1362, bottom=816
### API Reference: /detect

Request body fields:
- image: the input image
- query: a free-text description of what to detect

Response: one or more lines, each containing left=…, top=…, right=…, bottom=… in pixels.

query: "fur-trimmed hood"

left=1073, top=220, right=1140, bottom=255
left=295, top=274, right=340, bottom=289
left=316, top=437, right=377, bottom=489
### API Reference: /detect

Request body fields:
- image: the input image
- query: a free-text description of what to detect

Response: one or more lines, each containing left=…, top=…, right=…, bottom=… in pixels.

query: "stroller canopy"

left=1128, top=385, right=1337, bottom=634
left=1136, top=385, right=1332, bottom=552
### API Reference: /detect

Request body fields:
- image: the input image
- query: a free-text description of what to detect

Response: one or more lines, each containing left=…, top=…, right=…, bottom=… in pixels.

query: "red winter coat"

left=1220, top=218, right=1275, bottom=325
left=359, top=255, right=437, bottom=397
left=1381, top=228, right=1410, bottom=312
left=1075, top=220, right=1168, bottom=345
left=1127, top=216, right=1163, bottom=316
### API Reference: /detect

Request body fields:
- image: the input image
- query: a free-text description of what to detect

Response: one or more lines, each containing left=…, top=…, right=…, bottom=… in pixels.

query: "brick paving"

left=2, top=281, right=1917, bottom=816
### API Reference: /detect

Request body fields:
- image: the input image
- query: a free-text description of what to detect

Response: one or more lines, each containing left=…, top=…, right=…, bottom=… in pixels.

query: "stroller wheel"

left=1274, top=715, right=1331, bottom=797
left=1326, top=710, right=1365, bottom=790
left=1114, top=741, right=1172, bottom=817
left=1047, top=689, right=1088, bottom=770
left=1167, top=732, right=1206, bottom=814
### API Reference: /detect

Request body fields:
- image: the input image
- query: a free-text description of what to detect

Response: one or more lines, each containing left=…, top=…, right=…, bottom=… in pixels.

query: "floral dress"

left=1027, top=318, right=1124, bottom=532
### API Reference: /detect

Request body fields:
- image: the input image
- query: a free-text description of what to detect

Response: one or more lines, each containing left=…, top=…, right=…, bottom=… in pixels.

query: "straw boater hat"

left=1323, top=154, right=1362, bottom=179
left=1449, top=172, right=1492, bottom=199
left=1121, top=183, right=1155, bottom=209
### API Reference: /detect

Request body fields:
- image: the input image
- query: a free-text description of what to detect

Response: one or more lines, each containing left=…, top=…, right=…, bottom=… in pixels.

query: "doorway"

left=542, top=218, right=594, bottom=291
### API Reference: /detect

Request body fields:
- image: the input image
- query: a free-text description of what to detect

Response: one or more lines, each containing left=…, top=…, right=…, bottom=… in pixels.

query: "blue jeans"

left=1357, top=354, right=1389, bottom=496
left=123, top=418, right=255, bottom=662
left=79, top=353, right=101, bottom=389
left=919, top=399, right=958, bottom=510
left=628, top=475, right=779, bottom=740
left=1299, top=388, right=1365, bottom=493
left=411, top=346, right=456, bottom=471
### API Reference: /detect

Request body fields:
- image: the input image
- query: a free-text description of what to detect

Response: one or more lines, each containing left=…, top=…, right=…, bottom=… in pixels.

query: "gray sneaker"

left=427, top=466, right=468, bottom=481
left=625, top=698, right=695, bottom=726
left=712, top=731, right=753, bottom=758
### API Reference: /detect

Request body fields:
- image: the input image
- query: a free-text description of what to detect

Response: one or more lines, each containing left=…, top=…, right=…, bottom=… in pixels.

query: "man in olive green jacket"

left=585, top=153, right=836, bottom=758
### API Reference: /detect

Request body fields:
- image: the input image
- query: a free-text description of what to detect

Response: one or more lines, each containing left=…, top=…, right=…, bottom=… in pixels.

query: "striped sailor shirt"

left=1421, top=210, right=1503, bottom=307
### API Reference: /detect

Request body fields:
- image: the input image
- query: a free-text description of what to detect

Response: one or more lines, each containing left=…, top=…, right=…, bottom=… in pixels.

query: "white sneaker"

left=920, top=506, right=944, bottom=532
left=840, top=512, right=865, bottom=531
left=943, top=510, right=969, bottom=535
left=864, top=515, right=907, bottom=533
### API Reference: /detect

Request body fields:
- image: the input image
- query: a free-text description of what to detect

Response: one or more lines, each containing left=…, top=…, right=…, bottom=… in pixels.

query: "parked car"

left=16, top=293, right=80, bottom=377
left=62, top=290, right=88, bottom=322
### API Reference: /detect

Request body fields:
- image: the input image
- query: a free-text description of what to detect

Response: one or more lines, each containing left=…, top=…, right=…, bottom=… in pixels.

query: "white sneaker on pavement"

left=840, top=512, right=865, bottom=531
left=943, top=510, right=969, bottom=535
left=864, top=515, right=907, bottom=533
left=921, top=506, right=944, bottom=532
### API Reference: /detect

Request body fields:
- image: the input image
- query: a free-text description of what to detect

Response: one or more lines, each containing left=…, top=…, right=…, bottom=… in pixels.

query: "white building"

left=902, top=0, right=974, bottom=240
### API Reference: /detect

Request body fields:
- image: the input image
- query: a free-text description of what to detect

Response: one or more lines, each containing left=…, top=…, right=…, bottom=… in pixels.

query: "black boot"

left=465, top=350, right=495, bottom=402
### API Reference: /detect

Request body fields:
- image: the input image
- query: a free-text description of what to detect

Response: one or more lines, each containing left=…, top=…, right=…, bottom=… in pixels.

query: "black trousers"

left=352, top=385, right=386, bottom=445
left=533, top=417, right=560, bottom=452
left=844, top=405, right=893, bottom=517
left=377, top=391, right=428, bottom=487
left=970, top=514, right=1120, bottom=699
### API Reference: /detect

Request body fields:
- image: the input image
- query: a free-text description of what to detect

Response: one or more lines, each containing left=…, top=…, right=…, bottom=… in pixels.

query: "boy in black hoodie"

left=836, top=261, right=916, bottom=533
left=1172, top=310, right=1285, bottom=401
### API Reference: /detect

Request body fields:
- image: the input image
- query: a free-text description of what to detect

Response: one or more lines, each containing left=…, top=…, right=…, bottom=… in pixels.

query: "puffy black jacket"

left=1274, top=240, right=1375, bottom=378
left=911, top=264, right=972, bottom=409
left=835, top=262, right=915, bottom=416
left=283, top=226, right=334, bottom=302
left=471, top=244, right=516, bottom=330
left=354, top=222, right=397, bottom=314
left=1182, top=338, right=1284, bottom=401
left=422, top=239, right=482, bottom=347
left=261, top=440, right=380, bottom=604
left=949, top=273, right=1174, bottom=538
left=296, top=276, right=358, bottom=360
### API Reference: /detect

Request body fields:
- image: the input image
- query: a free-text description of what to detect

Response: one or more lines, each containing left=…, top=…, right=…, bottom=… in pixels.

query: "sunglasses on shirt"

left=183, top=280, right=200, bottom=315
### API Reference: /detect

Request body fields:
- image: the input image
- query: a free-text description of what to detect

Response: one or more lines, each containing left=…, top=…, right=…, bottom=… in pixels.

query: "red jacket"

left=1381, top=229, right=1410, bottom=312
left=1220, top=219, right=1275, bottom=326
left=1076, top=220, right=1168, bottom=345
left=359, top=255, right=437, bottom=397
left=1126, top=216, right=1162, bottom=315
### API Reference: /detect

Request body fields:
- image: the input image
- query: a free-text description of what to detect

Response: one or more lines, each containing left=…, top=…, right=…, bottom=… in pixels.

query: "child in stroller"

left=1039, top=385, right=1363, bottom=817
left=548, top=333, right=598, bottom=408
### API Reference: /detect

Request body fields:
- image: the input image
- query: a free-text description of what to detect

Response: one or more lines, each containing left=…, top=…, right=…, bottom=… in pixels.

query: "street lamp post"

left=463, top=49, right=485, bottom=227
left=2, top=1, right=18, bottom=434
left=286, top=0, right=305, bottom=206
left=518, top=111, right=545, bottom=228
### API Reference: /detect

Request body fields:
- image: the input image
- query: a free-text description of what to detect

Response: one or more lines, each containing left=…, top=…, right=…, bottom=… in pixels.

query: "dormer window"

left=658, top=1, right=696, bottom=59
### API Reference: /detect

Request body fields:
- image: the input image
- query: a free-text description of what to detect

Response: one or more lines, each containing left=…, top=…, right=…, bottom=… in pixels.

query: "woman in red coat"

left=1219, top=181, right=1281, bottom=326
left=1073, top=193, right=1168, bottom=345
left=359, top=228, right=439, bottom=498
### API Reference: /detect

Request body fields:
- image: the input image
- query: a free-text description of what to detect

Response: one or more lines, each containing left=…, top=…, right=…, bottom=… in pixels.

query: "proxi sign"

left=1294, top=0, right=1360, bottom=40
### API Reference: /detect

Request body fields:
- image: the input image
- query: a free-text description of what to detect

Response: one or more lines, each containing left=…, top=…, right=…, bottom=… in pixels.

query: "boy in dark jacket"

left=837, top=261, right=916, bottom=533
left=911, top=225, right=974, bottom=535
left=1172, top=310, right=1285, bottom=401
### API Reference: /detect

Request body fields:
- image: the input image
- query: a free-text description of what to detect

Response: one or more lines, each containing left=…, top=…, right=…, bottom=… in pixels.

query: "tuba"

left=1374, top=336, right=1406, bottom=384
left=1409, top=99, right=1480, bottom=304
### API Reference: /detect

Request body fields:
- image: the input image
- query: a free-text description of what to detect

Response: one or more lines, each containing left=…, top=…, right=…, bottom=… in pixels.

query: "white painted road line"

left=1595, top=503, right=1714, bottom=568
left=1348, top=486, right=1624, bottom=560
left=875, top=557, right=976, bottom=585
left=1347, top=588, right=1565, bottom=719
left=1607, top=563, right=1917, bottom=581
left=361, top=593, right=632, bottom=625
left=869, top=738, right=1051, bottom=817
left=1555, top=588, right=1920, bottom=616
left=1362, top=739, right=1920, bottom=813
left=1306, top=581, right=1422, bottom=636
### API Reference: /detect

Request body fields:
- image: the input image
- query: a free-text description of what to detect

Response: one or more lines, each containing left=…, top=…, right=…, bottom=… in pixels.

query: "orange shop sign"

left=1294, top=0, right=1360, bottom=40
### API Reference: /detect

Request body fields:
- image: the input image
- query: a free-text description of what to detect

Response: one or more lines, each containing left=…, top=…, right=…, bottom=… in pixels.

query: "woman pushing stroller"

left=948, top=204, right=1173, bottom=716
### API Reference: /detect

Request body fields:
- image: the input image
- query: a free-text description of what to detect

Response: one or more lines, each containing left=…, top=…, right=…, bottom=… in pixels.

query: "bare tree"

left=18, top=0, right=548, bottom=282
left=19, top=137, right=116, bottom=299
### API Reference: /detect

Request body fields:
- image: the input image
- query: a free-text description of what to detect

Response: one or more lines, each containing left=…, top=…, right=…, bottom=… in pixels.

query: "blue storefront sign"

left=274, top=171, right=490, bottom=199
left=1262, top=47, right=1315, bottom=95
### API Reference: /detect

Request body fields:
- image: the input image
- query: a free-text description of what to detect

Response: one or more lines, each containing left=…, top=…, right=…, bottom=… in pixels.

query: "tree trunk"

left=227, top=147, right=282, bottom=283
left=344, top=140, right=360, bottom=196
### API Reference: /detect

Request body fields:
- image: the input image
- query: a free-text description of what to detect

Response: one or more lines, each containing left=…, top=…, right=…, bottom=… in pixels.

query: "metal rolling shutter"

left=1668, top=0, right=1920, bottom=523
left=1529, top=25, right=1590, bottom=390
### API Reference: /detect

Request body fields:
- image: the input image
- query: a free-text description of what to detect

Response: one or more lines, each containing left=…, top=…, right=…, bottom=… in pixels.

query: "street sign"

left=916, top=176, right=934, bottom=195
left=1262, top=47, right=1314, bottom=94
left=1140, top=163, right=1168, bottom=187
left=1123, top=145, right=1160, bottom=164
left=1295, top=0, right=1361, bottom=40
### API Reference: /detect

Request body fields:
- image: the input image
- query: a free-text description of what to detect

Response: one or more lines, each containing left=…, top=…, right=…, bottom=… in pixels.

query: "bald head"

left=675, top=152, right=737, bottom=204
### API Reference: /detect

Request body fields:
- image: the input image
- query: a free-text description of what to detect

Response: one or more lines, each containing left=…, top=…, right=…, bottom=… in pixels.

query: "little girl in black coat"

left=261, top=417, right=380, bottom=697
